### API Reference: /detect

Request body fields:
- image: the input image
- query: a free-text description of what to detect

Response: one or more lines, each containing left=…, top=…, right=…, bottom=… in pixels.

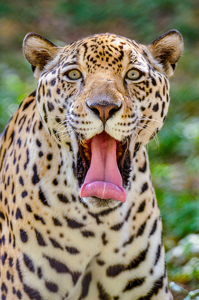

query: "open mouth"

left=75, top=131, right=131, bottom=203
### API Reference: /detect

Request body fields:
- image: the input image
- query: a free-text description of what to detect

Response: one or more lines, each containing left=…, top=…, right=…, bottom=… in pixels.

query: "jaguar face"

left=23, top=31, right=183, bottom=207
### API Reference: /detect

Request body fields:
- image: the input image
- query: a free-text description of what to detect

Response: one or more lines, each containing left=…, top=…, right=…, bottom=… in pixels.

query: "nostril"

left=86, top=101, right=122, bottom=124
left=89, top=106, right=100, bottom=118
left=109, top=104, right=122, bottom=118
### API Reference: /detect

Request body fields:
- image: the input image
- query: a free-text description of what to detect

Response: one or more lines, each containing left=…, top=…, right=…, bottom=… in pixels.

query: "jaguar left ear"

left=23, top=32, right=59, bottom=79
left=147, top=30, right=183, bottom=77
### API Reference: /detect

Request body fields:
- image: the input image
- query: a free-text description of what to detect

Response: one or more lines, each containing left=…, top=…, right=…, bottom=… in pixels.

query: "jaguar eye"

left=126, top=69, right=142, bottom=80
left=66, top=69, right=82, bottom=80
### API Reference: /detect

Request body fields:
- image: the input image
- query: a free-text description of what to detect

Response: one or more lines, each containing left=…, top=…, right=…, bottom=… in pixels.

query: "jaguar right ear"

left=147, top=29, right=183, bottom=77
left=23, top=33, right=59, bottom=79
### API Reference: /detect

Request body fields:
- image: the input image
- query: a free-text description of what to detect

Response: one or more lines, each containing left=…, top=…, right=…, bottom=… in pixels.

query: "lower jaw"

left=80, top=196, right=123, bottom=208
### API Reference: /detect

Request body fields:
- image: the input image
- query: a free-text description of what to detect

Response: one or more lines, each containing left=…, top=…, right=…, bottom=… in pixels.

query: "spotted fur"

left=0, top=30, right=183, bottom=299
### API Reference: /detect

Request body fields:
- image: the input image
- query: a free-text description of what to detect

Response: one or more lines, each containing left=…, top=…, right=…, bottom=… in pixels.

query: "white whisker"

left=139, top=116, right=162, bottom=124
left=132, top=129, right=141, bottom=145
left=136, top=125, right=159, bottom=147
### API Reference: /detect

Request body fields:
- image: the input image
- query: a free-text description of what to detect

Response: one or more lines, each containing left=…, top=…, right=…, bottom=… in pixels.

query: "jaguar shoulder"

left=0, top=30, right=183, bottom=300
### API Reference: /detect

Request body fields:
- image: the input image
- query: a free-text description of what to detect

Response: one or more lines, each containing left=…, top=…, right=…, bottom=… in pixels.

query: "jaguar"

left=0, top=30, right=183, bottom=300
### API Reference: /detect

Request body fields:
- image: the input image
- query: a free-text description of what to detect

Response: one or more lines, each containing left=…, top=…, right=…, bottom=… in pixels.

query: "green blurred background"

left=0, top=0, right=199, bottom=289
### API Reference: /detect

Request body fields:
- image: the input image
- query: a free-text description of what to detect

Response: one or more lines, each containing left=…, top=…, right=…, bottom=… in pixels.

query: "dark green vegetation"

left=0, top=0, right=198, bottom=290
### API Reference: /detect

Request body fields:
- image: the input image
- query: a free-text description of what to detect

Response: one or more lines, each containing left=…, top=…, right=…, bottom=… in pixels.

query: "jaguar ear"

left=147, top=30, right=183, bottom=77
left=23, top=33, right=59, bottom=79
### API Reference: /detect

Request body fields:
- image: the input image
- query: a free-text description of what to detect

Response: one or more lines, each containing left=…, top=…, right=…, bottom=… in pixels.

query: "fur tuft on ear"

left=23, top=33, right=59, bottom=79
left=147, top=30, right=183, bottom=77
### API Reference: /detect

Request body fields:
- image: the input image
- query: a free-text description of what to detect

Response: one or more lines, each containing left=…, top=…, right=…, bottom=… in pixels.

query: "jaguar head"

left=23, top=31, right=183, bottom=207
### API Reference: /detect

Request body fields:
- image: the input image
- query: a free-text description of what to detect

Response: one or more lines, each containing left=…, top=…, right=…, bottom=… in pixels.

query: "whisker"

left=55, top=113, right=70, bottom=118
left=58, top=128, right=75, bottom=139
left=132, top=129, right=141, bottom=145
left=54, top=123, right=68, bottom=133
left=136, top=124, right=156, bottom=131
left=54, top=120, right=68, bottom=126
left=139, top=117, right=162, bottom=124
left=136, top=125, right=159, bottom=147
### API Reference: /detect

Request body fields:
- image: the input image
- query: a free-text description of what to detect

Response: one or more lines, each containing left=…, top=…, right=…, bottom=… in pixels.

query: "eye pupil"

left=126, top=69, right=141, bottom=80
left=66, top=69, right=81, bottom=80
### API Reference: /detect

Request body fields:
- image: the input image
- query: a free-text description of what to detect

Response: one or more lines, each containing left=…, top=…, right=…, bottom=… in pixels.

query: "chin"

left=80, top=196, right=123, bottom=209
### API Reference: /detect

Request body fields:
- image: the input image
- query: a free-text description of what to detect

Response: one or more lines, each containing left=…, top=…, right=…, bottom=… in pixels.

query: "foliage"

left=167, top=235, right=199, bottom=283
left=149, top=114, right=199, bottom=238
left=170, top=282, right=199, bottom=300
left=0, top=60, right=36, bottom=129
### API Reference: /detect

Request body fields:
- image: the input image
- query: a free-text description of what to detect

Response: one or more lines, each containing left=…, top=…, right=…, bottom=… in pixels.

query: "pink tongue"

left=80, top=132, right=126, bottom=202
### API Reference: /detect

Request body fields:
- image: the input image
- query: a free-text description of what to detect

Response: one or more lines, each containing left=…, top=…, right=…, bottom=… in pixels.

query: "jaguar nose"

left=87, top=100, right=122, bottom=124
